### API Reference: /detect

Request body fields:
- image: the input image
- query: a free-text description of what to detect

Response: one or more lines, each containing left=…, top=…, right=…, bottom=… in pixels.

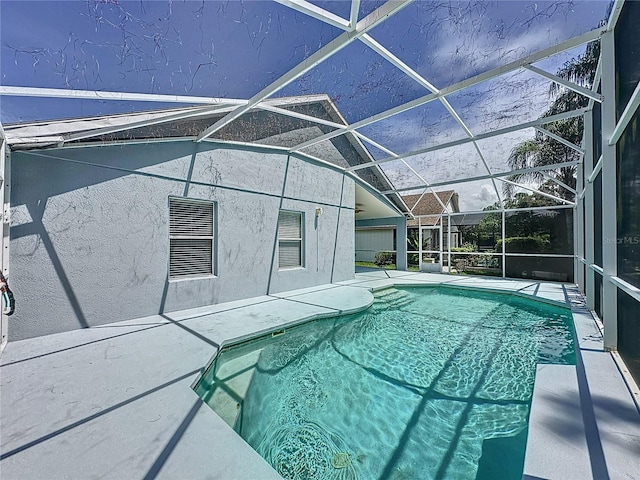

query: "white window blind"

left=278, top=211, right=303, bottom=269
left=169, top=197, right=214, bottom=278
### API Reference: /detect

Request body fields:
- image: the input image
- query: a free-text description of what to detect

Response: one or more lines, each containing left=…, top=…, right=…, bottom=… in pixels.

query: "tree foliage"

left=504, top=28, right=602, bottom=201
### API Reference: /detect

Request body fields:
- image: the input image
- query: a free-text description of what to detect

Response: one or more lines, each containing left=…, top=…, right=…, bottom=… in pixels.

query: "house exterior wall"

left=9, top=141, right=355, bottom=340
left=355, top=217, right=407, bottom=269
left=355, top=228, right=394, bottom=263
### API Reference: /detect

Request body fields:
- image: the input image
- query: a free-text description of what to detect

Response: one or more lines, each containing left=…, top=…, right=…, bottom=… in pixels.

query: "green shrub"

left=451, top=242, right=476, bottom=253
left=374, top=251, right=396, bottom=267
left=495, top=236, right=549, bottom=253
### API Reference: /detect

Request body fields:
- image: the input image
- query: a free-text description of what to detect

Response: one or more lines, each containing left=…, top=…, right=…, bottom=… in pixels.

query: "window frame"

left=278, top=210, right=305, bottom=270
left=168, top=196, right=216, bottom=280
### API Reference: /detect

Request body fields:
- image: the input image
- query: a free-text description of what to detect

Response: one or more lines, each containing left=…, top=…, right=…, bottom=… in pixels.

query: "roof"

left=403, top=191, right=459, bottom=216
left=403, top=191, right=459, bottom=227
left=4, top=94, right=411, bottom=217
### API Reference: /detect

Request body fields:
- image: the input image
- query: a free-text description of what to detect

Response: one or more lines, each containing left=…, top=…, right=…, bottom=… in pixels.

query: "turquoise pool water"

left=195, top=286, right=575, bottom=480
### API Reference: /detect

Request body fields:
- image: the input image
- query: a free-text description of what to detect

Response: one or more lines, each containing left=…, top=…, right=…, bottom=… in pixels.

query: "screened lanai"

left=2, top=0, right=638, bottom=378
left=1, top=1, right=640, bottom=479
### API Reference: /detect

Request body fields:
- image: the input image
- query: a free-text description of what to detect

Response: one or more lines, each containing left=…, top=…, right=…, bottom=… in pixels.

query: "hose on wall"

left=0, top=271, right=15, bottom=316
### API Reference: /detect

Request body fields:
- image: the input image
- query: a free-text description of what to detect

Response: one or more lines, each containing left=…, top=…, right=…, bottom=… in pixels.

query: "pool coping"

left=1, top=271, right=639, bottom=479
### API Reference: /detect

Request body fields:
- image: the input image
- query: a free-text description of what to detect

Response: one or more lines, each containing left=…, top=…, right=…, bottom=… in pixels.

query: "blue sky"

left=0, top=0, right=610, bottom=209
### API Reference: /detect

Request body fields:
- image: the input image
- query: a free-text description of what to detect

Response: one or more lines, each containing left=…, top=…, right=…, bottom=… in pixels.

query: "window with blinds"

left=278, top=210, right=304, bottom=269
left=169, top=197, right=214, bottom=279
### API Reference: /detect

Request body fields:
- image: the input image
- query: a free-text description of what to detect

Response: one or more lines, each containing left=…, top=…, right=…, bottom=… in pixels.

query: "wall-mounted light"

left=315, top=207, right=323, bottom=217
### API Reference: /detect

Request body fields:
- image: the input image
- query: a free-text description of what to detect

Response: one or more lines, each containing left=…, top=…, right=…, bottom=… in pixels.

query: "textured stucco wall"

left=10, top=141, right=354, bottom=340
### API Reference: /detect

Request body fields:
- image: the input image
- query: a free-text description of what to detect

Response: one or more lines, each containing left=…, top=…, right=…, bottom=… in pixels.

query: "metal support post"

left=584, top=111, right=596, bottom=310
left=575, top=162, right=585, bottom=291
left=601, top=30, right=618, bottom=351
left=447, top=213, right=452, bottom=273
left=501, top=210, right=506, bottom=278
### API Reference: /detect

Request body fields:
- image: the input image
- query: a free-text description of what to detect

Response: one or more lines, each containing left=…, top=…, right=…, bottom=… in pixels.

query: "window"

left=278, top=210, right=303, bottom=269
left=169, top=197, right=214, bottom=279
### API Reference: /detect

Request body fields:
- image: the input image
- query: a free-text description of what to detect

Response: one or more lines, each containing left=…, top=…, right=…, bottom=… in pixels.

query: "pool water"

left=195, top=286, right=575, bottom=480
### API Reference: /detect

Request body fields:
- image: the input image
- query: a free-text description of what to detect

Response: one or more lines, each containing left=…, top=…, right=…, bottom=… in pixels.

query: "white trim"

left=0, top=85, right=239, bottom=105
left=63, top=105, right=233, bottom=144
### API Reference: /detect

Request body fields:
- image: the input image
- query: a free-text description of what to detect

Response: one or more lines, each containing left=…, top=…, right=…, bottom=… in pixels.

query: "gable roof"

left=402, top=191, right=459, bottom=216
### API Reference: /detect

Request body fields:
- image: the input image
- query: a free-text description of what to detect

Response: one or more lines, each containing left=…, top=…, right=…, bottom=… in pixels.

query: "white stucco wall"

left=9, top=141, right=355, bottom=340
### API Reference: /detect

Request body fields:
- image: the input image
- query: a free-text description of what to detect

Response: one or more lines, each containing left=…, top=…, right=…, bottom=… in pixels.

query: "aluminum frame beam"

left=541, top=171, right=577, bottom=195
left=195, top=0, right=413, bottom=142
left=534, top=126, right=585, bottom=154
left=588, top=155, right=603, bottom=183
left=497, top=178, right=575, bottom=206
left=274, top=0, right=350, bottom=30
left=379, top=160, right=580, bottom=195
left=349, top=0, right=361, bottom=28
left=524, top=64, right=602, bottom=103
left=609, top=78, right=640, bottom=145
left=360, top=32, right=502, bottom=206
left=289, top=27, right=604, bottom=153
left=348, top=108, right=588, bottom=172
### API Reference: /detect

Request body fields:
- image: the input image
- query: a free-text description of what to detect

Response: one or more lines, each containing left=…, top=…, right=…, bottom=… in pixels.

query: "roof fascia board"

left=62, top=105, right=236, bottom=144
left=0, top=86, right=242, bottom=106
left=289, top=26, right=605, bottom=153
left=195, top=0, right=413, bottom=142
left=348, top=107, right=588, bottom=172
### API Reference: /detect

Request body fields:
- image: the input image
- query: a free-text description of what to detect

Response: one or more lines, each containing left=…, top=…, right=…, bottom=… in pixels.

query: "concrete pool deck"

left=1, top=271, right=638, bottom=479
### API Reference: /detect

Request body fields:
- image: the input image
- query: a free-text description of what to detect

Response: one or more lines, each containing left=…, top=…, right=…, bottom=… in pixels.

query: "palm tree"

left=504, top=35, right=601, bottom=201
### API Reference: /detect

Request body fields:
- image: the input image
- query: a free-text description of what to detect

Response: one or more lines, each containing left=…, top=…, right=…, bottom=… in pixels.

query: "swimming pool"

left=195, top=286, right=575, bottom=479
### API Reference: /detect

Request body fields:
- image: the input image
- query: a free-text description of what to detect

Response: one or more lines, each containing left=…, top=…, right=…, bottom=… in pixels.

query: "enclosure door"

left=420, top=226, right=442, bottom=265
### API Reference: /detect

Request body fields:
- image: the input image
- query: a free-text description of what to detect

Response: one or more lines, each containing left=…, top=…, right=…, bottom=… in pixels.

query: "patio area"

left=1, top=272, right=638, bottom=480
